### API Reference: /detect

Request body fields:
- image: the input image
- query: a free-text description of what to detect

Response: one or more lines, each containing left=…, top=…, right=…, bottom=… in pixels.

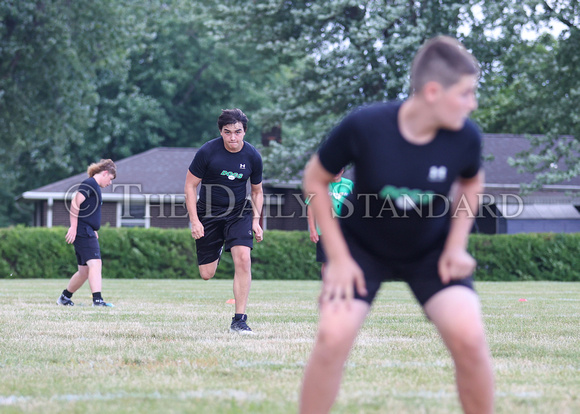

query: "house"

left=477, top=134, right=580, bottom=233
left=19, top=134, right=580, bottom=233
left=19, top=147, right=308, bottom=231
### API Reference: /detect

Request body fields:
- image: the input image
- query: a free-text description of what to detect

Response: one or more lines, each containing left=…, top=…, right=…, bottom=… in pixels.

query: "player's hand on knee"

left=438, top=248, right=476, bottom=284
left=321, top=257, right=367, bottom=307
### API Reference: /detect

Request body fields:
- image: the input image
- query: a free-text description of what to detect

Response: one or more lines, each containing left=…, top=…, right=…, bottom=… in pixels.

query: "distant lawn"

left=0, top=279, right=578, bottom=414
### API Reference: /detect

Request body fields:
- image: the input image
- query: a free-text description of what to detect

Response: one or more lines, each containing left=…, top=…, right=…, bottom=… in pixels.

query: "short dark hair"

left=410, top=36, right=479, bottom=94
left=217, top=108, right=249, bottom=132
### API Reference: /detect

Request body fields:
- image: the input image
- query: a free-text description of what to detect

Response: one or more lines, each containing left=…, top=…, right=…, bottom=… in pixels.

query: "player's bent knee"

left=447, top=327, right=487, bottom=357
left=315, top=324, right=356, bottom=358
left=199, top=265, right=217, bottom=280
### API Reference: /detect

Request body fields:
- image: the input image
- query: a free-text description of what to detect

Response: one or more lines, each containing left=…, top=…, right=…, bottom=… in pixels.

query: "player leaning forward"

left=57, top=159, right=117, bottom=307
left=300, top=36, right=494, bottom=414
left=185, top=108, right=264, bottom=334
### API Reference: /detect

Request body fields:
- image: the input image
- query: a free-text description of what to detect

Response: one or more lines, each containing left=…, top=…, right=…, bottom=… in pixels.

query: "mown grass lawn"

left=0, top=279, right=578, bottom=413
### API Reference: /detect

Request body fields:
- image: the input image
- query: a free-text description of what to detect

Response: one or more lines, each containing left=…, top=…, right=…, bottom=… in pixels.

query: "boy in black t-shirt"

left=185, top=108, right=263, bottom=334
left=57, top=159, right=116, bottom=307
left=300, top=37, right=494, bottom=414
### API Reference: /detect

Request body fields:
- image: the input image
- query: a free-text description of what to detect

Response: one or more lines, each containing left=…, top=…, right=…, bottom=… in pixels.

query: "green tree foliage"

left=214, top=1, right=477, bottom=178
left=466, top=0, right=580, bottom=191
left=0, top=0, right=145, bottom=225
left=0, top=0, right=281, bottom=226
left=217, top=1, right=579, bottom=189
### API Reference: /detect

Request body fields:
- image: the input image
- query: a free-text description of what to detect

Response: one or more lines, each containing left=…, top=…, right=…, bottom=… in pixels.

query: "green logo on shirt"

left=221, top=170, right=244, bottom=180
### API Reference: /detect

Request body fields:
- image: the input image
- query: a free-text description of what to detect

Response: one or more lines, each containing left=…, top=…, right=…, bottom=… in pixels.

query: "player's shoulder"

left=81, top=177, right=97, bottom=187
left=351, top=101, right=401, bottom=118
left=456, top=118, right=482, bottom=144
left=340, top=101, right=401, bottom=130
left=198, top=137, right=223, bottom=152
left=79, top=177, right=97, bottom=194
left=242, top=141, right=262, bottom=159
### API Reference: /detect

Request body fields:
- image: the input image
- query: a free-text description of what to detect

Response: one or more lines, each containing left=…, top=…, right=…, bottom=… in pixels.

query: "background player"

left=307, top=168, right=353, bottom=278
left=57, top=159, right=116, bottom=307
left=185, top=108, right=264, bottom=334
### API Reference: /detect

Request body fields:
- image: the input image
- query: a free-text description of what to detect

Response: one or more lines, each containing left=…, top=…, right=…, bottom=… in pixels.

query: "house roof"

left=22, top=147, right=198, bottom=200
left=481, top=133, right=580, bottom=187
left=20, top=134, right=580, bottom=201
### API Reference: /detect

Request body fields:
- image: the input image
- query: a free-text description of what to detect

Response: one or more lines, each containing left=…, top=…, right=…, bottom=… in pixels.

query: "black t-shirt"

left=189, top=137, right=263, bottom=215
left=318, top=101, right=482, bottom=260
left=77, top=177, right=102, bottom=235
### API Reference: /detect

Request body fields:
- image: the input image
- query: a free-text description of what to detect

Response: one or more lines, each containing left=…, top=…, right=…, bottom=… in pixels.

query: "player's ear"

left=422, top=81, right=442, bottom=103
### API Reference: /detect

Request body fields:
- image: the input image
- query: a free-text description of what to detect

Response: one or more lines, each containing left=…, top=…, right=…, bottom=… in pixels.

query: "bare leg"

left=66, top=265, right=89, bottom=293
left=300, top=300, right=369, bottom=414
left=424, top=286, right=495, bottom=414
left=231, top=246, right=252, bottom=315
left=199, top=259, right=219, bottom=281
left=85, top=259, right=103, bottom=293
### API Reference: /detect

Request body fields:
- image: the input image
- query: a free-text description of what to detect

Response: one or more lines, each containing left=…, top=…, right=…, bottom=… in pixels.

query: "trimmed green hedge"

left=469, top=233, right=580, bottom=281
left=0, top=227, right=579, bottom=281
left=0, top=226, right=319, bottom=280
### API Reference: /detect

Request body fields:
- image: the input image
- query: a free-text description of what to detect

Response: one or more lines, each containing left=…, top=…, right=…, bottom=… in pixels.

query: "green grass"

left=0, top=280, right=578, bottom=414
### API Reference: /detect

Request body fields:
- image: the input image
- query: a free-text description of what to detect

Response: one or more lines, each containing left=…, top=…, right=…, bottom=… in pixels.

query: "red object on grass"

left=226, top=299, right=235, bottom=304
left=518, top=298, right=528, bottom=302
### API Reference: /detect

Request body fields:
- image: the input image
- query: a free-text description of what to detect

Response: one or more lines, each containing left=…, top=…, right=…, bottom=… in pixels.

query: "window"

left=117, top=202, right=148, bottom=228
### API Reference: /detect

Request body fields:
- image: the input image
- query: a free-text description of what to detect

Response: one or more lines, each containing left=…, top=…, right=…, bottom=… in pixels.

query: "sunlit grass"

left=0, top=279, right=578, bottom=413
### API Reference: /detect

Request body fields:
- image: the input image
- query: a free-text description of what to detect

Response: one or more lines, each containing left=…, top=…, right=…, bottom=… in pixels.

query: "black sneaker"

left=92, top=299, right=114, bottom=307
left=56, top=294, right=74, bottom=306
left=230, top=314, right=254, bottom=334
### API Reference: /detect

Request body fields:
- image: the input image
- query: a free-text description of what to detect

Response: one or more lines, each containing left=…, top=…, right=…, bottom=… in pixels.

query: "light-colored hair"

left=87, top=159, right=117, bottom=178
left=410, top=36, right=479, bottom=94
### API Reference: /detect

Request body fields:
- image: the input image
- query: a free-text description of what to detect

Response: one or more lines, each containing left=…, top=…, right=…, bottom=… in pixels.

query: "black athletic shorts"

left=73, top=235, right=101, bottom=266
left=316, top=237, right=327, bottom=263
left=343, top=229, right=475, bottom=306
left=195, top=204, right=254, bottom=265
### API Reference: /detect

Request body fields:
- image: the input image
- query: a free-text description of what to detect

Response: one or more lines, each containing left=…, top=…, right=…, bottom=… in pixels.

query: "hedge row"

left=0, top=226, right=319, bottom=280
left=1, top=227, right=579, bottom=281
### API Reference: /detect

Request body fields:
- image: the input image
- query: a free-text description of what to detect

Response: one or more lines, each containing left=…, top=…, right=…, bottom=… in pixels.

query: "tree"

left=0, top=0, right=281, bottom=225
left=0, top=0, right=146, bottom=225
left=214, top=0, right=475, bottom=178
left=458, top=0, right=580, bottom=190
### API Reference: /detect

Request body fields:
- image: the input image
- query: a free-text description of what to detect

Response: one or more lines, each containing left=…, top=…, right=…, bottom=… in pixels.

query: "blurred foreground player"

left=300, top=36, right=494, bottom=414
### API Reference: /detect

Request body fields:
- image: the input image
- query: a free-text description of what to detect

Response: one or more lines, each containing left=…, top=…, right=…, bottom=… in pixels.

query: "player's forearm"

left=68, top=194, right=82, bottom=229
left=184, top=187, right=200, bottom=223
left=68, top=207, right=79, bottom=229
left=251, top=190, right=263, bottom=220
left=446, top=171, right=484, bottom=250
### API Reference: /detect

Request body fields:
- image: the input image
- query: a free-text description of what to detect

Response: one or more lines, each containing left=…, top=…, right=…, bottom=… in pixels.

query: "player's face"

left=437, top=74, right=478, bottom=130
left=220, top=122, right=246, bottom=153
left=96, top=171, right=115, bottom=188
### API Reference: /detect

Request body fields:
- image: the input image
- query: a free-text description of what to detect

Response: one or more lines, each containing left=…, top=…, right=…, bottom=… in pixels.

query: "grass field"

left=0, top=279, right=578, bottom=414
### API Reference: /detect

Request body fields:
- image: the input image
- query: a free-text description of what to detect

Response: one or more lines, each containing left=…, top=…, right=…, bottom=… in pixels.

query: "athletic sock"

left=92, top=292, right=103, bottom=301
left=63, top=289, right=73, bottom=298
left=234, top=313, right=245, bottom=320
